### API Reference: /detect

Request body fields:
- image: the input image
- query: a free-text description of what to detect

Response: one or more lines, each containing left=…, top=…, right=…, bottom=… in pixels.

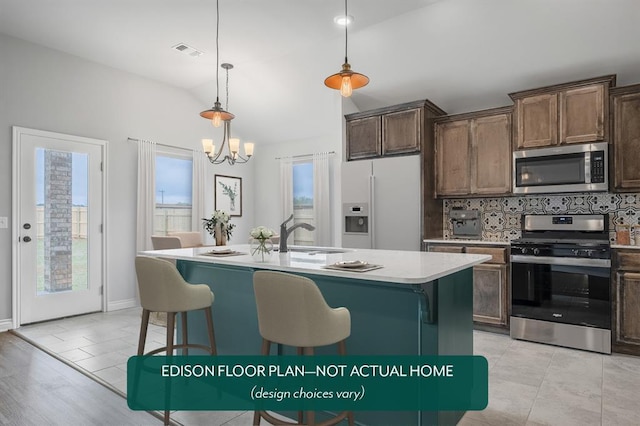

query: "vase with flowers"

left=249, top=226, right=275, bottom=262
left=202, top=210, right=235, bottom=246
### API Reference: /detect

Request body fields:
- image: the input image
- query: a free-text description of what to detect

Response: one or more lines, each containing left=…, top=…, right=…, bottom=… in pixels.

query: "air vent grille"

left=171, top=43, right=203, bottom=57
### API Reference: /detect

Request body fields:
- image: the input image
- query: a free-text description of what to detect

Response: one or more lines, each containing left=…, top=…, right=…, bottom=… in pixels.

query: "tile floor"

left=15, top=308, right=640, bottom=426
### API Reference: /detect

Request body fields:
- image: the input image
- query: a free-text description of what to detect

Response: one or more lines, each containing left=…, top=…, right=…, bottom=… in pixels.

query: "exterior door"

left=14, top=127, right=105, bottom=325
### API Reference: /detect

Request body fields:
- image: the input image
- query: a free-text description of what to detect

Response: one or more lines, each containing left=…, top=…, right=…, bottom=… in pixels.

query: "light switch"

left=0, top=217, right=7, bottom=229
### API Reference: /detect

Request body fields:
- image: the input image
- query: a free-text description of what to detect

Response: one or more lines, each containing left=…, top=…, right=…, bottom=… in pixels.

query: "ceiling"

left=2, top=0, right=640, bottom=146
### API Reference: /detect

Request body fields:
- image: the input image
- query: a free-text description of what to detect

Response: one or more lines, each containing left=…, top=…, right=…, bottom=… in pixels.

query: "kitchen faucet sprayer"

left=279, top=214, right=316, bottom=253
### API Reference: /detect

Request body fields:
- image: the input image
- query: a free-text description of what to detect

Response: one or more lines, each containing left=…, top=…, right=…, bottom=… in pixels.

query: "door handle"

left=23, top=236, right=32, bottom=243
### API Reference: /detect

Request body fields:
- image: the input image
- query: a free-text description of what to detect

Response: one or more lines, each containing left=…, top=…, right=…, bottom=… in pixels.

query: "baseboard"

left=107, top=298, right=138, bottom=312
left=0, top=319, right=14, bottom=332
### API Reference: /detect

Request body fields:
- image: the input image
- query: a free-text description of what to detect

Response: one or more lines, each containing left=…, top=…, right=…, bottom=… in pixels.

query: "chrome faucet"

left=279, top=214, right=316, bottom=253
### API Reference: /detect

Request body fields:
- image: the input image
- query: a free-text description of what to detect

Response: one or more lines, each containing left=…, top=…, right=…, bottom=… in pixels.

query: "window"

left=155, top=154, right=193, bottom=235
left=292, top=161, right=314, bottom=245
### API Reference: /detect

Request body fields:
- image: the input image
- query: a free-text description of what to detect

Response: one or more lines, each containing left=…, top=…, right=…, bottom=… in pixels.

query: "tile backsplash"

left=443, top=193, right=640, bottom=243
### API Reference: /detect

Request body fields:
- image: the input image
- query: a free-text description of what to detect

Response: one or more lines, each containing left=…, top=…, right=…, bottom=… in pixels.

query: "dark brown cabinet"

left=510, top=75, right=615, bottom=150
left=346, top=116, right=381, bottom=160
left=345, top=99, right=445, bottom=161
left=434, top=106, right=512, bottom=197
left=428, top=244, right=509, bottom=328
left=612, top=249, right=640, bottom=355
left=472, top=264, right=508, bottom=326
left=611, top=84, right=640, bottom=191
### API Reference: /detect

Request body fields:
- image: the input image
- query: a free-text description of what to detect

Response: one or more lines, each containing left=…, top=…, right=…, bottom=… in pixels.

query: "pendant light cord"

left=344, top=0, right=348, bottom=64
left=215, top=0, right=220, bottom=103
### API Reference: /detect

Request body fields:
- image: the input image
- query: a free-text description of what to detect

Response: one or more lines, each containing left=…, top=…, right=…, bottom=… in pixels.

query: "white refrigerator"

left=341, top=155, right=422, bottom=251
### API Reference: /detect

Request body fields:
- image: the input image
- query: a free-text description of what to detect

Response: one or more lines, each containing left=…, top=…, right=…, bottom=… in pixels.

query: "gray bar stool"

left=134, top=256, right=217, bottom=425
left=253, top=270, right=354, bottom=426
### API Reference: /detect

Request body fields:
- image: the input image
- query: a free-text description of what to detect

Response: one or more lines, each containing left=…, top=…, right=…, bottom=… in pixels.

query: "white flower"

left=250, top=226, right=274, bottom=240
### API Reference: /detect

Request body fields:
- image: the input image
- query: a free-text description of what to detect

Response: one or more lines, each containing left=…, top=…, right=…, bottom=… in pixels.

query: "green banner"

left=127, top=355, right=487, bottom=411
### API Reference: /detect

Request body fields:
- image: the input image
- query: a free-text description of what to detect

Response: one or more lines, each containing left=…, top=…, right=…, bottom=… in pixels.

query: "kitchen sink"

left=274, top=247, right=352, bottom=255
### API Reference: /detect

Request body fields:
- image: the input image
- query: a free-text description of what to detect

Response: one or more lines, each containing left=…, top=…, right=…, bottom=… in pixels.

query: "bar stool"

left=252, top=270, right=354, bottom=426
left=134, top=256, right=217, bottom=425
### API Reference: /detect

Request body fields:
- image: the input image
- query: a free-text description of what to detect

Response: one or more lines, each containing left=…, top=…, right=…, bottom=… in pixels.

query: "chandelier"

left=200, top=0, right=253, bottom=164
left=201, top=63, right=253, bottom=165
left=324, top=0, right=369, bottom=97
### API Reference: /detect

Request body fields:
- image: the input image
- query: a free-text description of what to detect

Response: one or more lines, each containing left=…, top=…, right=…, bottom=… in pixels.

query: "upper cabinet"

left=434, top=106, right=512, bottom=198
left=345, top=116, right=381, bottom=160
left=509, top=75, right=616, bottom=150
left=611, top=84, right=640, bottom=192
left=345, top=99, right=445, bottom=161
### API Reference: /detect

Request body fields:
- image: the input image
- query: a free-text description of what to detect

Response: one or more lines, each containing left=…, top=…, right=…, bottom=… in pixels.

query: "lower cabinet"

left=613, top=249, right=640, bottom=355
left=473, top=263, right=508, bottom=326
left=428, top=244, right=509, bottom=328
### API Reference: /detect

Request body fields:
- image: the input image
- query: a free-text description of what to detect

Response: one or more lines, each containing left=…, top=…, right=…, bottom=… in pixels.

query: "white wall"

left=252, top=93, right=343, bottom=247
left=0, top=33, right=254, bottom=323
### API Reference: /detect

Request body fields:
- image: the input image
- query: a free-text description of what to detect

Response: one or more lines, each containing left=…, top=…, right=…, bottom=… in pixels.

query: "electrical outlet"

left=0, top=217, right=7, bottom=229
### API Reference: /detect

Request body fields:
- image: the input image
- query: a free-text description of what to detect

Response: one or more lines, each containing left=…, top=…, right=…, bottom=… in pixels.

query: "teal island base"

left=175, top=259, right=475, bottom=426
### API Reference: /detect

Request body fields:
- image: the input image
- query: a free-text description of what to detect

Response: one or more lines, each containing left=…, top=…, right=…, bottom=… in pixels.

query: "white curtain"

left=279, top=157, right=294, bottom=225
left=192, top=150, right=208, bottom=239
left=313, top=152, right=332, bottom=246
left=136, top=139, right=156, bottom=251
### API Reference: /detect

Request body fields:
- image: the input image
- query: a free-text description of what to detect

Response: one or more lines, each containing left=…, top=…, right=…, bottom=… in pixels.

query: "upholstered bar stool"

left=135, top=256, right=217, bottom=425
left=150, top=235, right=183, bottom=250
left=168, top=231, right=204, bottom=248
left=253, top=270, right=354, bottom=426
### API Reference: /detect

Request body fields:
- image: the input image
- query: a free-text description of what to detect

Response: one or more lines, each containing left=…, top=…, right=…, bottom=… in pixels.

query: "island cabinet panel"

left=472, top=113, right=512, bottom=194
left=434, top=106, right=512, bottom=198
left=510, top=75, right=615, bottom=150
left=611, top=84, right=640, bottom=191
left=382, top=108, right=421, bottom=155
left=613, top=249, right=640, bottom=355
left=435, top=119, right=471, bottom=196
left=346, top=116, right=381, bottom=160
left=514, top=93, right=558, bottom=149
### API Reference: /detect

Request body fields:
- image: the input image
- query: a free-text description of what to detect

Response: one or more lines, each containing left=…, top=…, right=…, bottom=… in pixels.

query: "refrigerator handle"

left=369, top=172, right=375, bottom=249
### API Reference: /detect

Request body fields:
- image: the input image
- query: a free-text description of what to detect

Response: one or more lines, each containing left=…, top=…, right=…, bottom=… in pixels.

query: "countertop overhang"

left=139, top=245, right=490, bottom=285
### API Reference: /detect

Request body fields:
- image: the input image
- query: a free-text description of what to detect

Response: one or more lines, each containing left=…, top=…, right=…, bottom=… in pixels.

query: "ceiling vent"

left=171, top=43, right=203, bottom=57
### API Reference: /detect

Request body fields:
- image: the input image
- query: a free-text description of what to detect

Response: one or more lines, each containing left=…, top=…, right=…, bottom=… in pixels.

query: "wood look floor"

left=0, top=332, right=160, bottom=425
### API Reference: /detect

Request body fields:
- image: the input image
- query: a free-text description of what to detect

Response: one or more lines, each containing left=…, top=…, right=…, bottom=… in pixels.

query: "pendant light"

left=201, top=63, right=254, bottom=165
left=324, top=0, right=369, bottom=97
left=200, top=0, right=235, bottom=126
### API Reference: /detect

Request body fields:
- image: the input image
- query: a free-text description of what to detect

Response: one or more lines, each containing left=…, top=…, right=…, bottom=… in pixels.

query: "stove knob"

left=533, top=248, right=540, bottom=256
left=521, top=247, right=530, bottom=255
left=572, top=249, right=579, bottom=255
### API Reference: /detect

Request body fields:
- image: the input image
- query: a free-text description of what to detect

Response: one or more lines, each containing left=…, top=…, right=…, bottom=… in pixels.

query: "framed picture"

left=214, top=174, right=242, bottom=216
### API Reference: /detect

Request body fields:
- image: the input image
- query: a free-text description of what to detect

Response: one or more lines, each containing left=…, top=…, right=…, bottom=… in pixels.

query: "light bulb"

left=340, top=76, right=353, bottom=97
left=244, top=142, right=254, bottom=157
left=229, top=138, right=240, bottom=153
left=201, top=139, right=213, bottom=154
left=212, top=112, right=222, bottom=128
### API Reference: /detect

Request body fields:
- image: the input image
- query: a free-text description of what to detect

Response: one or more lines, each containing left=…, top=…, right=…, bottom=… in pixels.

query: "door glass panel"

left=35, top=148, right=89, bottom=294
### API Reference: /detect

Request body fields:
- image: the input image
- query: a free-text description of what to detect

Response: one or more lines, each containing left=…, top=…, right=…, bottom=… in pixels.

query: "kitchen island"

left=139, top=245, right=490, bottom=425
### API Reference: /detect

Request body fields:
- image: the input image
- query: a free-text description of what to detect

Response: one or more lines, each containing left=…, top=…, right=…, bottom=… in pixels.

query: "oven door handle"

left=511, top=255, right=611, bottom=268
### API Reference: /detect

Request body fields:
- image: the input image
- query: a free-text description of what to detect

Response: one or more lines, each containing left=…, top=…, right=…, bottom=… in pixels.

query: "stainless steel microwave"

left=513, top=142, right=608, bottom=194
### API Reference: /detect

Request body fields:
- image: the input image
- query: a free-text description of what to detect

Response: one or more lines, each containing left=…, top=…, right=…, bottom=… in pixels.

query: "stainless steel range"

left=510, top=214, right=611, bottom=354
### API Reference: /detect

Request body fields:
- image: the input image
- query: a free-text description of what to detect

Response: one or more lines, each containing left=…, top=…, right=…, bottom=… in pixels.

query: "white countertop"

left=139, top=244, right=490, bottom=285
left=423, top=239, right=511, bottom=246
